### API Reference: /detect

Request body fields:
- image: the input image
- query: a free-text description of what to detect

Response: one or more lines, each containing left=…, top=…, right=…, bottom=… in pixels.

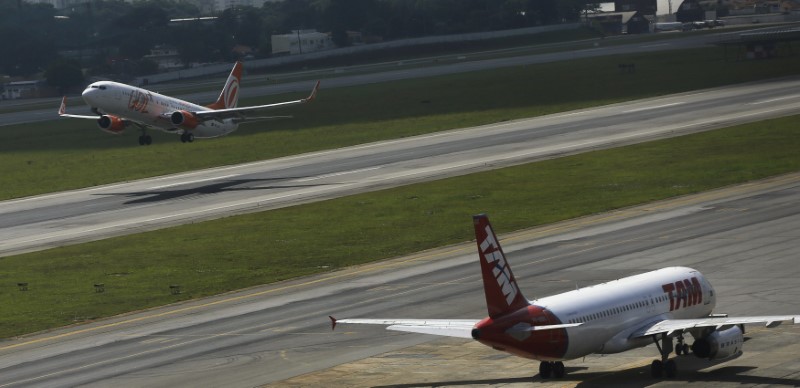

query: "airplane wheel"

left=144, top=135, right=152, bottom=145
left=651, top=360, right=663, bottom=378
left=539, top=361, right=552, bottom=379
left=187, top=133, right=194, bottom=143
left=681, top=343, right=689, bottom=356
left=138, top=136, right=145, bottom=146
left=553, top=361, right=565, bottom=378
left=665, top=359, right=677, bottom=378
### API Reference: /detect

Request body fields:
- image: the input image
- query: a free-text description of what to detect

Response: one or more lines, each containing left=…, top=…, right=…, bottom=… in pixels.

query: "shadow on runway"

left=95, top=177, right=326, bottom=204
left=371, top=359, right=800, bottom=388
left=372, top=376, right=535, bottom=387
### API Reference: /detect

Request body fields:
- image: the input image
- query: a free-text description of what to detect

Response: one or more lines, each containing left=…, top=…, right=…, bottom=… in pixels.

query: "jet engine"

left=691, top=325, right=743, bottom=360
left=171, top=110, right=200, bottom=129
left=97, top=115, right=126, bottom=134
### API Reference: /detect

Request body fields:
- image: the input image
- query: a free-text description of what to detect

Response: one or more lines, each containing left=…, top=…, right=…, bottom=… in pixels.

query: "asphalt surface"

left=1, top=77, right=798, bottom=257
left=1, top=172, right=799, bottom=387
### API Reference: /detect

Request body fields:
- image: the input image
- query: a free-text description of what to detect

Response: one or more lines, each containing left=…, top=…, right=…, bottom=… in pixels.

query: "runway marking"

left=295, top=166, right=382, bottom=182
left=0, top=331, right=234, bottom=388
left=750, top=94, right=800, bottom=105
left=622, top=102, right=685, bottom=113
left=148, top=174, right=240, bottom=190
left=641, top=43, right=671, bottom=48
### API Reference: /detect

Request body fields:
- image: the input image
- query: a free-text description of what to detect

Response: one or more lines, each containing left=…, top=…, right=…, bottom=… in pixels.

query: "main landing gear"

left=137, top=127, right=152, bottom=146
left=180, top=132, right=194, bottom=143
left=538, top=361, right=565, bottom=379
left=651, top=333, right=678, bottom=378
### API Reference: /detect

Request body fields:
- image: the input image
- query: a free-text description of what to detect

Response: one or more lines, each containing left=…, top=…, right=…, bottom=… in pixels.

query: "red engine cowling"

left=170, top=110, right=200, bottom=129
left=97, top=115, right=126, bottom=134
left=691, top=326, right=743, bottom=360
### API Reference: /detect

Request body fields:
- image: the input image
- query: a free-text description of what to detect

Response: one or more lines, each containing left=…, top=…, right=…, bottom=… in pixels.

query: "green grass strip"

left=2, top=114, right=799, bottom=339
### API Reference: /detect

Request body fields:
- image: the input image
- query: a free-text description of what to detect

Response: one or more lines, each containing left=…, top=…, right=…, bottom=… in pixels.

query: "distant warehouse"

left=271, top=30, right=335, bottom=56
left=586, top=11, right=651, bottom=34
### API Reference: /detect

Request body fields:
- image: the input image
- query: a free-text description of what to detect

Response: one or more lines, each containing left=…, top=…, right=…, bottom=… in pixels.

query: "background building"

left=25, top=0, right=281, bottom=11
left=271, top=30, right=335, bottom=55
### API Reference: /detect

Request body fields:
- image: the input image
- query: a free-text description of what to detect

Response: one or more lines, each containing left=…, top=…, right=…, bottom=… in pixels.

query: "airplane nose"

left=82, top=86, right=96, bottom=104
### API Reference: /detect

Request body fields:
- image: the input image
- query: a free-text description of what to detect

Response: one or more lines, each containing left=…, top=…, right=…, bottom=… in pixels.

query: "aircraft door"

left=702, top=277, right=713, bottom=306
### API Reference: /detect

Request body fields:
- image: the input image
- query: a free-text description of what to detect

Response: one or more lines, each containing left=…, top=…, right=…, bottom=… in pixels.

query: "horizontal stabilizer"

left=331, top=317, right=479, bottom=339
left=519, top=323, right=583, bottom=331
left=386, top=324, right=474, bottom=339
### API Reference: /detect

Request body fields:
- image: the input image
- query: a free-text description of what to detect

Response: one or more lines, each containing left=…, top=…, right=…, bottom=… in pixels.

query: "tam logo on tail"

left=480, top=228, right=519, bottom=305
left=474, top=215, right=529, bottom=317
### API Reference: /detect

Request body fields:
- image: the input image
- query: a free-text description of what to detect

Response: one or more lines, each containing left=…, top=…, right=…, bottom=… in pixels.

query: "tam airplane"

left=331, top=214, right=800, bottom=379
left=59, top=61, right=320, bottom=145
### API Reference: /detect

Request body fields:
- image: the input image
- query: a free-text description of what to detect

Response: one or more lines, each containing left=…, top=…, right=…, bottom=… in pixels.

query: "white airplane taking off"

left=331, top=214, right=800, bottom=379
left=59, top=61, right=320, bottom=145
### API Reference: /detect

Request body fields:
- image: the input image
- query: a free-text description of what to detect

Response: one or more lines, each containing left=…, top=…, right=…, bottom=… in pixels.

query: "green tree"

left=45, top=59, right=84, bottom=94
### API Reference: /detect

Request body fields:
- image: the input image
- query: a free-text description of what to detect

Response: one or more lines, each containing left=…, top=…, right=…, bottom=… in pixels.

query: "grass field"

left=1, top=46, right=799, bottom=200
left=2, top=114, right=799, bottom=339
left=1, top=43, right=799, bottom=339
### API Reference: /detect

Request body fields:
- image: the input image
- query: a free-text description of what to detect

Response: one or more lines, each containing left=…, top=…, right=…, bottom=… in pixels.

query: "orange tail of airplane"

left=473, top=214, right=530, bottom=318
left=207, top=61, right=243, bottom=110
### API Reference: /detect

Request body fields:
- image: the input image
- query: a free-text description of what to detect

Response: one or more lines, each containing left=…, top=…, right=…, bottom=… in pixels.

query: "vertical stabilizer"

left=207, top=61, right=243, bottom=110
left=473, top=214, right=530, bottom=318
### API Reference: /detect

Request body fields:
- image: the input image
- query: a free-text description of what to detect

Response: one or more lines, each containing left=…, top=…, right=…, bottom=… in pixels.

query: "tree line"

left=1, top=0, right=592, bottom=85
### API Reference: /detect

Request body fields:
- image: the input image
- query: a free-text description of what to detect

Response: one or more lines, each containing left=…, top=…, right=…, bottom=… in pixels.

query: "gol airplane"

left=59, top=61, right=319, bottom=145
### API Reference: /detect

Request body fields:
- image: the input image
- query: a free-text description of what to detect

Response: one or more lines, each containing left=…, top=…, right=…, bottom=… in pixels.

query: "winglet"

left=58, top=96, right=67, bottom=116
left=306, top=81, right=321, bottom=102
left=329, top=316, right=338, bottom=331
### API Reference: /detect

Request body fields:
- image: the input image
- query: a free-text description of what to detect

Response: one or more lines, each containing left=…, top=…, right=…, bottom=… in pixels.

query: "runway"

left=1, top=171, right=799, bottom=387
left=1, top=77, right=799, bottom=257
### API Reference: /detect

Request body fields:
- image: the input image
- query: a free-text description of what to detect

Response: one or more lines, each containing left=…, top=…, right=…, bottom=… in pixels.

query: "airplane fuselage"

left=473, top=267, right=716, bottom=361
left=82, top=81, right=238, bottom=138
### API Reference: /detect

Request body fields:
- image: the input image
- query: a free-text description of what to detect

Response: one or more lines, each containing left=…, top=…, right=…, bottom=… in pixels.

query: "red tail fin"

left=207, top=61, right=243, bottom=110
left=473, top=214, right=529, bottom=318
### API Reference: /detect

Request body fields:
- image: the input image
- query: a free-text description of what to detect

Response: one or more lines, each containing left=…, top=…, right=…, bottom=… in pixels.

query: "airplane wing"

left=330, top=317, right=480, bottom=339
left=193, top=81, right=320, bottom=123
left=632, top=315, right=800, bottom=338
left=58, top=96, right=98, bottom=119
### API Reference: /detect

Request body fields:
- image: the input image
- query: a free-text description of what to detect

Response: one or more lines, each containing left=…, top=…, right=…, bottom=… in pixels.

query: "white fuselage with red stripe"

left=485, top=267, right=716, bottom=360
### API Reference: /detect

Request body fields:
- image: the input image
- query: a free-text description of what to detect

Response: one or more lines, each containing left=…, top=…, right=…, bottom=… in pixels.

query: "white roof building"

left=271, top=30, right=335, bottom=55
